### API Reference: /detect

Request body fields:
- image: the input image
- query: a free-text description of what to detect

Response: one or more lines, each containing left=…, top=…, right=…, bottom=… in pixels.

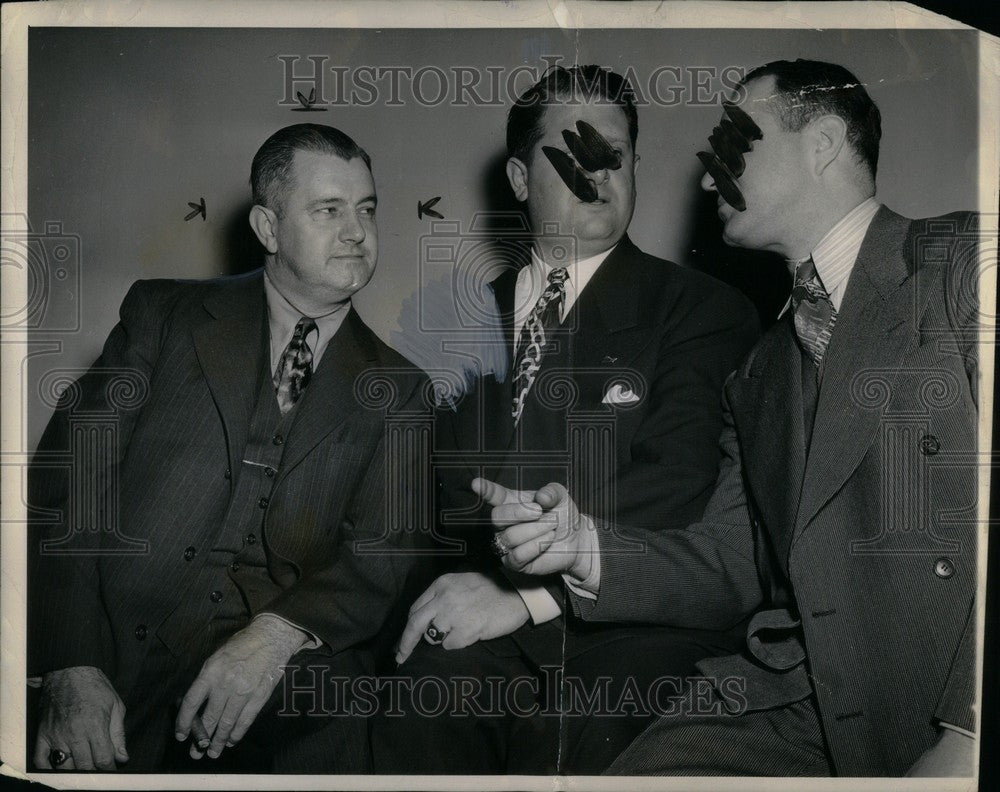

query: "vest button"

left=183, top=546, right=196, bottom=561
left=272, top=434, right=284, bottom=446
left=934, top=557, right=954, bottom=579
left=258, top=496, right=269, bottom=509
left=245, top=533, right=257, bottom=545
left=230, top=561, right=241, bottom=573
left=919, top=434, right=940, bottom=456
left=135, top=624, right=148, bottom=641
left=265, top=466, right=276, bottom=478
left=224, top=468, right=232, bottom=479
left=210, top=590, right=224, bottom=603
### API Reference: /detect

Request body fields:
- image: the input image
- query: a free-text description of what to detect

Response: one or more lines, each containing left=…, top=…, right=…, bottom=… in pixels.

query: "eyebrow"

left=307, top=194, right=378, bottom=208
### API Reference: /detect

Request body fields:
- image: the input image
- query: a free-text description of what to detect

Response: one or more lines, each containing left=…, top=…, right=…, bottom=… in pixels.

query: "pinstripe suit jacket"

left=571, top=208, right=980, bottom=775
left=28, top=271, right=428, bottom=706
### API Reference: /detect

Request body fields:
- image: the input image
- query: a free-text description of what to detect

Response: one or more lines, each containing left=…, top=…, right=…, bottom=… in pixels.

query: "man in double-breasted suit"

left=28, top=124, right=428, bottom=772
left=374, top=65, right=759, bottom=774
left=476, top=60, right=980, bottom=776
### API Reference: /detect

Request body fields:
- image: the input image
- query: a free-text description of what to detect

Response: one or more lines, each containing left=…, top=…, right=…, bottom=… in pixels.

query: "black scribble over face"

left=544, top=120, right=623, bottom=203
left=542, top=145, right=599, bottom=203
left=697, top=102, right=763, bottom=212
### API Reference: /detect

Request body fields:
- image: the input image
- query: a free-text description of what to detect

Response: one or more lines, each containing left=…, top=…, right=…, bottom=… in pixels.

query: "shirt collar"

left=263, top=271, right=351, bottom=368
left=778, top=197, right=881, bottom=318
left=528, top=242, right=617, bottom=295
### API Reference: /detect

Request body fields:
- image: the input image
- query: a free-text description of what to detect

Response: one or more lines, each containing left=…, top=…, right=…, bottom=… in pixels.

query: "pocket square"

left=602, top=383, right=641, bottom=405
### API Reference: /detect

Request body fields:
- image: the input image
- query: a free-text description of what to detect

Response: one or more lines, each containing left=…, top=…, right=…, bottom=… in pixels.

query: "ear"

left=249, top=204, right=279, bottom=254
left=809, top=115, right=848, bottom=177
left=505, top=157, right=529, bottom=202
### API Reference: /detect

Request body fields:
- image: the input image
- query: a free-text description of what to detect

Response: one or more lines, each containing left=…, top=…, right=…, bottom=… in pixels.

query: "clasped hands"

left=395, top=477, right=594, bottom=664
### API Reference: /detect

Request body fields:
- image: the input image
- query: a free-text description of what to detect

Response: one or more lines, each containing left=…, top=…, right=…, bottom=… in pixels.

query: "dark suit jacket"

left=573, top=208, right=980, bottom=775
left=28, top=271, right=428, bottom=708
left=435, top=235, right=760, bottom=659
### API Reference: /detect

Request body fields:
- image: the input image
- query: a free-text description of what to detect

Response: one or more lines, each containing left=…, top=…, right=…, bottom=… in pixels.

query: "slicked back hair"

left=741, top=59, right=882, bottom=180
left=506, top=65, right=638, bottom=164
left=250, top=123, right=372, bottom=213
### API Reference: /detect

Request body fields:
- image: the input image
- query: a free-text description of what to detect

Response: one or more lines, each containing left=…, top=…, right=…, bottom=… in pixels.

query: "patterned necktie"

left=791, top=257, right=837, bottom=367
left=273, top=317, right=317, bottom=414
left=511, top=267, right=569, bottom=424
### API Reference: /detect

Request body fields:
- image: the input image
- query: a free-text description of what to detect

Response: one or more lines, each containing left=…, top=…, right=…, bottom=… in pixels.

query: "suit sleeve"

left=261, top=373, right=432, bottom=657
left=27, top=281, right=175, bottom=677
left=934, top=597, right=976, bottom=733
left=590, top=283, right=760, bottom=532
left=568, top=375, right=763, bottom=630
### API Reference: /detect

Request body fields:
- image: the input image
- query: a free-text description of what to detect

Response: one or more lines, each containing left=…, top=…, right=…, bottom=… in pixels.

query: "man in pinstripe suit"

left=474, top=60, right=979, bottom=776
left=27, top=124, right=428, bottom=772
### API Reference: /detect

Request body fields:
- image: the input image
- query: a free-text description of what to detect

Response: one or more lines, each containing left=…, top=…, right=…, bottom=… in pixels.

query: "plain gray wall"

left=26, top=26, right=979, bottom=447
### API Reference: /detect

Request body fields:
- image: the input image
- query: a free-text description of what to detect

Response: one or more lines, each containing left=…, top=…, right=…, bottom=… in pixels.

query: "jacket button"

left=210, top=590, right=223, bottom=603
left=272, top=434, right=284, bottom=446
left=183, top=546, right=196, bottom=561
left=258, top=496, right=269, bottom=509
left=934, top=557, right=954, bottom=579
left=135, top=624, right=147, bottom=641
left=230, top=561, right=241, bottom=573
left=245, top=533, right=257, bottom=545
left=919, top=434, right=940, bottom=456
left=264, top=466, right=276, bottom=478
left=224, top=467, right=232, bottom=479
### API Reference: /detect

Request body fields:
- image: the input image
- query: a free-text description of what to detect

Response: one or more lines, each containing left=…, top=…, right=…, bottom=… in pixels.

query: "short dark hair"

left=250, top=123, right=372, bottom=212
left=741, top=59, right=882, bottom=180
left=506, top=65, right=638, bottom=164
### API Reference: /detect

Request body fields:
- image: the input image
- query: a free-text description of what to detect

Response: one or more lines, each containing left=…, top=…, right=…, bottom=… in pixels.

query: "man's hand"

left=34, top=666, right=128, bottom=771
left=174, top=614, right=309, bottom=760
left=473, top=477, right=594, bottom=581
left=905, top=728, right=975, bottom=777
left=395, top=571, right=530, bottom=665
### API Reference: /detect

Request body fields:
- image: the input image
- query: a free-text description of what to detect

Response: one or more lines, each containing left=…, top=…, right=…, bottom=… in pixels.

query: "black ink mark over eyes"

left=293, top=88, right=327, bottom=112
left=723, top=103, right=763, bottom=143
left=697, top=103, right=762, bottom=212
left=185, top=197, right=206, bottom=221
left=561, top=121, right=623, bottom=172
left=542, top=146, right=599, bottom=203
left=709, top=119, right=751, bottom=177
left=696, top=152, right=746, bottom=212
left=417, top=196, right=443, bottom=220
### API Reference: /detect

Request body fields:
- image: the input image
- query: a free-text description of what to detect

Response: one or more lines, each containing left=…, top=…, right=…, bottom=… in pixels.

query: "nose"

left=591, top=167, right=610, bottom=185
left=700, top=169, right=716, bottom=193
left=339, top=210, right=366, bottom=244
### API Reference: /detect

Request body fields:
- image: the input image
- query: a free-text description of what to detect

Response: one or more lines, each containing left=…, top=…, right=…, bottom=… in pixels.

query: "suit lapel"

left=794, top=207, right=924, bottom=537
left=278, top=308, right=381, bottom=478
left=192, top=272, right=267, bottom=472
left=729, top=319, right=807, bottom=565
left=567, top=236, right=646, bottom=371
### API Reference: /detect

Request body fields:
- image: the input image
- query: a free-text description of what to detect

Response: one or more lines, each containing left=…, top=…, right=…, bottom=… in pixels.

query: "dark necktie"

left=791, top=257, right=837, bottom=368
left=511, top=267, right=569, bottom=424
left=273, top=317, right=317, bottom=414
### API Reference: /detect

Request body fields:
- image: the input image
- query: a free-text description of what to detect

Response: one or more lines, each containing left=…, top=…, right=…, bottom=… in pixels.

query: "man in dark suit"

left=28, top=123, right=428, bottom=772
left=476, top=59, right=980, bottom=776
left=372, top=65, right=759, bottom=774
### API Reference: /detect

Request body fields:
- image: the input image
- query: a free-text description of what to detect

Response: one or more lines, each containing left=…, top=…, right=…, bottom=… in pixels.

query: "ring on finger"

left=491, top=532, right=511, bottom=558
left=49, top=749, right=69, bottom=767
left=425, top=620, right=449, bottom=644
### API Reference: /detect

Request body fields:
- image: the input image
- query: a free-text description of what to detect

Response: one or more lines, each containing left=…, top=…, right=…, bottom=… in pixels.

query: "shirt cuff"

left=938, top=720, right=976, bottom=739
left=502, top=569, right=562, bottom=625
left=254, top=612, right=322, bottom=651
left=562, top=513, right=600, bottom=599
